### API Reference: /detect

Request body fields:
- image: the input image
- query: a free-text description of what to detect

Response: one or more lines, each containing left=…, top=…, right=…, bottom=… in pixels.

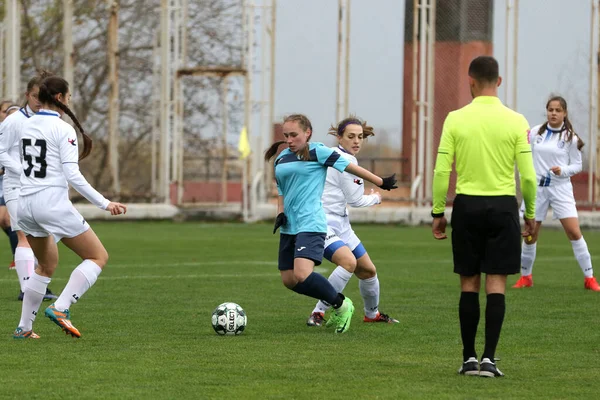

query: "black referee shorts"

left=451, top=194, right=521, bottom=276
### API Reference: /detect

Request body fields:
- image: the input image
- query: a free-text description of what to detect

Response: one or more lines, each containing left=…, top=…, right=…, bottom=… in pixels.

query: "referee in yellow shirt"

left=431, top=56, right=537, bottom=378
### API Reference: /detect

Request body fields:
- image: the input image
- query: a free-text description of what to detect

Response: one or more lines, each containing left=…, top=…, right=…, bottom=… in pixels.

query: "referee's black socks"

left=482, top=293, right=506, bottom=362
left=459, top=291, right=480, bottom=361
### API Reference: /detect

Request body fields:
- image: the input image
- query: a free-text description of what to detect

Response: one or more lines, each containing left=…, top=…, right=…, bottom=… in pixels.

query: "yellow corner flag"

left=238, top=126, right=251, bottom=160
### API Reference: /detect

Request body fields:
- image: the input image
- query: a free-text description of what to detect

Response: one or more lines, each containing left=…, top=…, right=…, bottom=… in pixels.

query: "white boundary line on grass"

left=0, top=263, right=331, bottom=283
left=0, top=256, right=583, bottom=283
left=92, top=256, right=591, bottom=269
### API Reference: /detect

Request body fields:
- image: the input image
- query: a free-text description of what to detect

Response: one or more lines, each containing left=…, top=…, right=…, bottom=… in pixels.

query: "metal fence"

left=3, top=0, right=599, bottom=212
left=403, top=0, right=600, bottom=209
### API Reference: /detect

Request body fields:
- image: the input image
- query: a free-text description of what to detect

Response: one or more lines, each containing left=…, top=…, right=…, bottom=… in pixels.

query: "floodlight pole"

left=64, top=0, right=74, bottom=91
left=590, top=0, right=599, bottom=208
left=107, top=0, right=121, bottom=195
left=159, top=0, right=172, bottom=204
left=265, top=0, right=277, bottom=203
left=335, top=0, right=351, bottom=122
left=4, top=0, right=20, bottom=102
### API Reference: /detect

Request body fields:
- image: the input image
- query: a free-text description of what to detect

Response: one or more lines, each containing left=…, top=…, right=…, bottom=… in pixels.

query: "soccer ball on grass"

left=211, top=302, right=247, bottom=335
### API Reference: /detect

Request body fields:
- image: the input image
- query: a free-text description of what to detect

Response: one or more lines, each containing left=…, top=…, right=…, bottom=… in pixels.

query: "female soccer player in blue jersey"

left=264, top=114, right=397, bottom=333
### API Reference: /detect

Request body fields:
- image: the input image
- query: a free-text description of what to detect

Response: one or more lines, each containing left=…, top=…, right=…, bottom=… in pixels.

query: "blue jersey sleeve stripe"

left=332, top=157, right=350, bottom=172
left=323, top=152, right=341, bottom=167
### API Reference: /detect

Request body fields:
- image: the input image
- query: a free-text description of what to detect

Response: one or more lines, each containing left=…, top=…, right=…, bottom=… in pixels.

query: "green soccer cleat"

left=326, top=297, right=354, bottom=333
left=45, top=303, right=81, bottom=338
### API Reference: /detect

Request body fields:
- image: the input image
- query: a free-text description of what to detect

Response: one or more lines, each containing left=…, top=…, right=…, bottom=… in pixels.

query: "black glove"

left=379, top=173, right=398, bottom=191
left=273, top=212, right=288, bottom=234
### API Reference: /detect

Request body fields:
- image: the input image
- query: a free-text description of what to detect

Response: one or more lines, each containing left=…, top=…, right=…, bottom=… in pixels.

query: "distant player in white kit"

left=307, top=116, right=399, bottom=326
left=13, top=76, right=127, bottom=339
left=513, top=96, right=599, bottom=291
left=0, top=72, right=58, bottom=301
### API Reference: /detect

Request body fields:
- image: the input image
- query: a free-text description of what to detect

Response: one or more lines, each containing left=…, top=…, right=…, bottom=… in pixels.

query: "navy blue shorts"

left=278, top=232, right=327, bottom=271
left=0, top=196, right=5, bottom=206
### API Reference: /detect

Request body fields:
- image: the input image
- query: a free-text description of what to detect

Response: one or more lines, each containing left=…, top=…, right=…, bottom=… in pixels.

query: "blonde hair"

left=264, top=114, right=314, bottom=161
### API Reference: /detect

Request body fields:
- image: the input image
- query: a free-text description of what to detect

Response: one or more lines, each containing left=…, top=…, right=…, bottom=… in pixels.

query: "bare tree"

left=16, top=0, right=245, bottom=201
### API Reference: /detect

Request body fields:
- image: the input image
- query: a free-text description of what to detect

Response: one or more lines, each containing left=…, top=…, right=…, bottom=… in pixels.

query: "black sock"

left=459, top=291, right=480, bottom=362
left=291, top=272, right=340, bottom=306
left=482, top=293, right=505, bottom=362
left=3, top=227, right=17, bottom=256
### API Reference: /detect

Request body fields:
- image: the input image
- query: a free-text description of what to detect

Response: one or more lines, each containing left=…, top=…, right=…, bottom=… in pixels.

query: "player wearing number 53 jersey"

left=13, top=76, right=126, bottom=340
left=0, top=71, right=58, bottom=302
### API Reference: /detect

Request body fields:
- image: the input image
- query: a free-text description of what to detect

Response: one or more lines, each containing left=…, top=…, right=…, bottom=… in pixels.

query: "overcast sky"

left=272, top=0, right=405, bottom=147
left=253, top=0, right=595, bottom=156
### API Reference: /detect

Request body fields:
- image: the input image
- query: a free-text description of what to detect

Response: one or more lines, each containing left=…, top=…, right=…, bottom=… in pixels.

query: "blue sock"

left=292, top=272, right=343, bottom=307
left=3, top=227, right=17, bottom=256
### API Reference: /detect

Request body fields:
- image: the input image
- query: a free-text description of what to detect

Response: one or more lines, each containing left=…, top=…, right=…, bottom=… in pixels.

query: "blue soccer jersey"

left=275, top=142, right=350, bottom=235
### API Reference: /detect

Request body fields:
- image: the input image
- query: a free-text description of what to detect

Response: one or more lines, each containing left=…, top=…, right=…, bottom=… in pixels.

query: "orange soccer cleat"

left=45, top=304, right=81, bottom=338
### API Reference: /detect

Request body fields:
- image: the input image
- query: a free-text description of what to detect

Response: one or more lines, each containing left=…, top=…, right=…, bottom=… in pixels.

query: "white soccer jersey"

left=19, top=109, right=109, bottom=209
left=529, top=123, right=582, bottom=187
left=0, top=106, right=35, bottom=190
left=321, top=146, right=380, bottom=217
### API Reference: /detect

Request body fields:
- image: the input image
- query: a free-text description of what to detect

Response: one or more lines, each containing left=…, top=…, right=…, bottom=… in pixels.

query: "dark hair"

left=537, top=95, right=584, bottom=151
left=328, top=115, right=374, bottom=138
left=264, top=114, right=313, bottom=162
left=468, top=56, right=499, bottom=84
left=38, top=76, right=93, bottom=160
left=22, top=69, right=54, bottom=109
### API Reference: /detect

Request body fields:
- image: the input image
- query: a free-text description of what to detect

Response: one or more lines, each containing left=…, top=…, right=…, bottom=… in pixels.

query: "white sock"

left=520, top=242, right=537, bottom=276
left=312, top=266, right=353, bottom=314
left=14, top=247, right=35, bottom=292
left=359, top=275, right=380, bottom=318
left=18, top=272, right=51, bottom=331
left=571, top=237, right=593, bottom=278
left=54, top=260, right=102, bottom=311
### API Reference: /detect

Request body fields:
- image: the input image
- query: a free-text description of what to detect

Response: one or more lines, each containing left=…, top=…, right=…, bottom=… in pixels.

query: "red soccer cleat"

left=584, top=277, right=600, bottom=292
left=512, top=275, right=533, bottom=288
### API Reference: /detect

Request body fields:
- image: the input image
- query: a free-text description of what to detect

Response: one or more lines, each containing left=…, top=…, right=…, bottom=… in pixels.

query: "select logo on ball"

left=211, top=302, right=247, bottom=335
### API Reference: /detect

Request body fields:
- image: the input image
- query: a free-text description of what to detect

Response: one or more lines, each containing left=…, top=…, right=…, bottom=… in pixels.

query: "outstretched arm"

left=344, top=164, right=397, bottom=190
left=344, top=163, right=383, bottom=187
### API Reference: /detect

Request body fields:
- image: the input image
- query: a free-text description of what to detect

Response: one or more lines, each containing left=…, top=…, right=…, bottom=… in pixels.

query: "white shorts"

left=4, top=186, right=21, bottom=231
left=521, top=182, right=578, bottom=222
left=323, top=213, right=366, bottom=261
left=18, top=187, right=90, bottom=241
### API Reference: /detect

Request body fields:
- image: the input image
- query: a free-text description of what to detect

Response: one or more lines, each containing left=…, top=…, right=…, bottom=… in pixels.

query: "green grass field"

left=0, top=222, right=599, bottom=399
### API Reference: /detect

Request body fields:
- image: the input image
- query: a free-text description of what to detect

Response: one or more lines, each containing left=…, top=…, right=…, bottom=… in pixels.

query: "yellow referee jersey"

left=432, top=96, right=537, bottom=219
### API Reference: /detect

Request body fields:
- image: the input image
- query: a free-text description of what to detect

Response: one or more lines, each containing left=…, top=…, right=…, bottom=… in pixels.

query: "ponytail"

left=264, top=141, right=285, bottom=162
left=38, top=77, right=93, bottom=160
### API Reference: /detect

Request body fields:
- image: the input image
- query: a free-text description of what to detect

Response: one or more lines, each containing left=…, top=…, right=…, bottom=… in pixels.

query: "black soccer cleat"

left=479, top=358, right=504, bottom=378
left=43, top=288, right=58, bottom=301
left=458, top=357, right=479, bottom=376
